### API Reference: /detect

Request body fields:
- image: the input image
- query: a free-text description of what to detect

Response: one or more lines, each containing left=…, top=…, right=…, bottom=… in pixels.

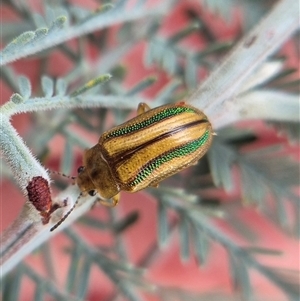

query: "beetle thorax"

left=76, top=144, right=120, bottom=199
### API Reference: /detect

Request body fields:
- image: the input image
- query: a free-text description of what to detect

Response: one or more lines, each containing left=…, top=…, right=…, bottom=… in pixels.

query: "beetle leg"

left=99, top=194, right=120, bottom=207
left=111, top=194, right=120, bottom=206
left=150, top=183, right=159, bottom=188
left=137, top=103, right=151, bottom=115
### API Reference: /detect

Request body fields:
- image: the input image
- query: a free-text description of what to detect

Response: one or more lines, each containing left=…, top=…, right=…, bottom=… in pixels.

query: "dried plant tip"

left=34, top=28, right=48, bottom=39
left=10, top=93, right=24, bottom=104
left=26, top=176, right=60, bottom=224
left=70, top=74, right=112, bottom=97
left=80, top=4, right=114, bottom=24
left=95, top=3, right=114, bottom=14
left=243, top=35, right=257, bottom=48
left=50, top=16, right=67, bottom=31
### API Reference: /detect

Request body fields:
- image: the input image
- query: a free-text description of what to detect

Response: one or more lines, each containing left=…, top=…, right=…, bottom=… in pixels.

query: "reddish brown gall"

left=26, top=176, right=59, bottom=224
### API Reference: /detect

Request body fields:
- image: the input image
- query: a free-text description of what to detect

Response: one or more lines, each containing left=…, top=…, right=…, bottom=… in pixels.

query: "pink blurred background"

left=1, top=1, right=299, bottom=300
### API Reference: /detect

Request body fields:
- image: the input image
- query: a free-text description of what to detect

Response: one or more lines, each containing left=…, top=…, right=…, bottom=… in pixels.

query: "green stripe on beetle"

left=107, top=106, right=196, bottom=138
left=129, top=130, right=210, bottom=186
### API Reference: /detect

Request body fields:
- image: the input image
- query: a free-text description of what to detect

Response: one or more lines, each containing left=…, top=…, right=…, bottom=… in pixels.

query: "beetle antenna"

left=50, top=192, right=83, bottom=231
left=48, top=170, right=76, bottom=180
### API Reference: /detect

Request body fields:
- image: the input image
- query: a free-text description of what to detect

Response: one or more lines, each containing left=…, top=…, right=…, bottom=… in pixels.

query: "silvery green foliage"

left=207, top=129, right=300, bottom=232
left=153, top=189, right=300, bottom=301
left=146, top=31, right=233, bottom=89
left=55, top=78, right=67, bottom=96
left=18, top=76, right=32, bottom=100
left=202, top=0, right=236, bottom=21
left=270, top=121, right=300, bottom=142
left=60, top=138, right=73, bottom=175
left=41, top=76, right=54, bottom=97
left=202, top=0, right=271, bottom=30
left=0, top=0, right=173, bottom=65
left=0, top=0, right=299, bottom=301
left=157, top=199, right=170, bottom=248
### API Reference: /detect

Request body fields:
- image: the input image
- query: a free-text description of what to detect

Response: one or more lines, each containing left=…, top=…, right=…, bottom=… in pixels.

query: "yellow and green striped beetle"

left=50, top=102, right=213, bottom=231
left=77, top=102, right=213, bottom=204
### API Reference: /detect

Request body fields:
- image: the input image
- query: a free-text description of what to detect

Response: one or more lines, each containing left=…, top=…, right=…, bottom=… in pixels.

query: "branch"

left=213, top=90, right=300, bottom=128
left=0, top=95, right=146, bottom=117
left=189, top=0, right=300, bottom=125
left=0, top=1, right=174, bottom=65
left=0, top=114, right=49, bottom=192
left=1, top=186, right=95, bottom=277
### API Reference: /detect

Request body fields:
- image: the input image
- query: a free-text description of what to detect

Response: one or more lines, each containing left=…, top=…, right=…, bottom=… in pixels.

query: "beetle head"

left=76, top=144, right=120, bottom=199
